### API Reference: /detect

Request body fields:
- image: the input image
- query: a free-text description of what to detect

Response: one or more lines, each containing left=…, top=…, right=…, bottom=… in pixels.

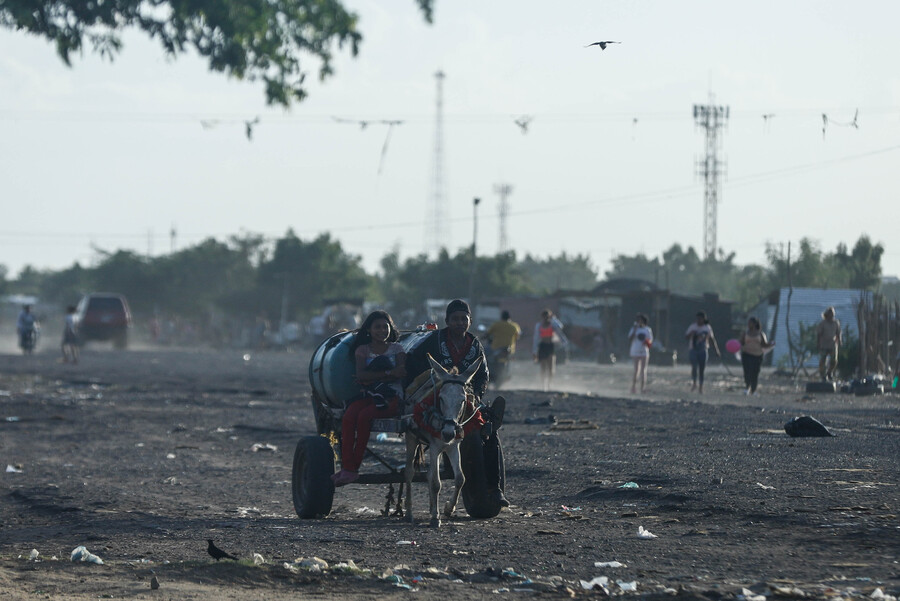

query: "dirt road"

left=1, top=347, right=898, bottom=599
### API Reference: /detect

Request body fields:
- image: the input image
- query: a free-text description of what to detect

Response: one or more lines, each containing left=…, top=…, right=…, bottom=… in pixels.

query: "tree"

left=256, top=230, right=373, bottom=319
left=0, top=0, right=434, bottom=106
left=520, top=252, right=598, bottom=293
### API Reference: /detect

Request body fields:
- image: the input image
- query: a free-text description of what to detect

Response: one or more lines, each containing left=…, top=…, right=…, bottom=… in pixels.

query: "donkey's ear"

left=427, top=353, right=448, bottom=374
left=461, top=356, right=482, bottom=382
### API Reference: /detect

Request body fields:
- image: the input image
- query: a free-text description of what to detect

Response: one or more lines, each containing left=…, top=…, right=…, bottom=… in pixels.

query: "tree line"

left=0, top=231, right=887, bottom=325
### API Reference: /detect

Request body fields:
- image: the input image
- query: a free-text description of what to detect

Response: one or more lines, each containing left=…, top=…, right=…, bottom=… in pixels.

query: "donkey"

left=404, top=355, right=482, bottom=527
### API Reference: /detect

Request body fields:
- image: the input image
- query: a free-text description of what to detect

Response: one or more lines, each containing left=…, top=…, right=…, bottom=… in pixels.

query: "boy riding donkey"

left=404, top=299, right=509, bottom=509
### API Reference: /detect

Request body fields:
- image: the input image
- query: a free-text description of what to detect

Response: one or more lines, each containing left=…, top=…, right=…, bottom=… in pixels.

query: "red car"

left=75, top=293, right=132, bottom=349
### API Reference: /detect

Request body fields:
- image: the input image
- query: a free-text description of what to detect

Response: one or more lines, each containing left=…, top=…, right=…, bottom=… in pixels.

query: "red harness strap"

left=412, top=390, right=484, bottom=440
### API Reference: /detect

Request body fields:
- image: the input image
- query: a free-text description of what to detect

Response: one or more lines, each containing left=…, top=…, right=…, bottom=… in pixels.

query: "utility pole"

left=494, top=183, right=513, bottom=253
left=693, top=95, right=729, bottom=260
left=426, top=70, right=447, bottom=255
left=468, top=197, right=481, bottom=310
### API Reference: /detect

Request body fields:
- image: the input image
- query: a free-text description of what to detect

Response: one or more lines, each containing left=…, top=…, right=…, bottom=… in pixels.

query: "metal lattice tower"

left=693, top=95, right=729, bottom=259
left=494, top=183, right=513, bottom=253
left=426, top=71, right=447, bottom=254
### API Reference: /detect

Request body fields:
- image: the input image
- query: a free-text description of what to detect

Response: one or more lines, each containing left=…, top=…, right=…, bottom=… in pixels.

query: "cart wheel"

left=292, top=436, right=335, bottom=519
left=460, top=433, right=504, bottom=519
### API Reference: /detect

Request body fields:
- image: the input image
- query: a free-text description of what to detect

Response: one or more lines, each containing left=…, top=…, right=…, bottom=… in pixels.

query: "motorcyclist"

left=485, top=310, right=521, bottom=385
left=16, top=305, right=39, bottom=352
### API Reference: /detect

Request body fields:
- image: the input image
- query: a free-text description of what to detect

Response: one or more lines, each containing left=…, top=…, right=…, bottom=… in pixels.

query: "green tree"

left=39, top=262, right=89, bottom=306
left=1, top=0, right=434, bottom=106
left=154, top=238, right=257, bottom=317
left=89, top=250, right=157, bottom=313
left=519, top=252, right=598, bottom=293
left=256, top=230, right=373, bottom=319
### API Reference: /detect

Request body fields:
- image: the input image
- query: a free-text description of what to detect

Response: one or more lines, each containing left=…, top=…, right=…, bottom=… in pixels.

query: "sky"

left=1, top=0, right=899, bottom=285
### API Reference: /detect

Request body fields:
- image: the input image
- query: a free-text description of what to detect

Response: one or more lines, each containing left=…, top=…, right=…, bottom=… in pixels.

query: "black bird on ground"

left=585, top=41, right=620, bottom=50
left=207, top=539, right=238, bottom=561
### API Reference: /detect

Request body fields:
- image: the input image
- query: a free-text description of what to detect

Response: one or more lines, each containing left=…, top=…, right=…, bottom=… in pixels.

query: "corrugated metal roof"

left=769, top=288, right=870, bottom=366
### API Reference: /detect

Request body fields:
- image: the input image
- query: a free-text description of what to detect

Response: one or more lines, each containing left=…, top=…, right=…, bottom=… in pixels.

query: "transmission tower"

left=693, top=95, right=729, bottom=259
left=494, top=183, right=513, bottom=253
left=426, top=71, right=447, bottom=254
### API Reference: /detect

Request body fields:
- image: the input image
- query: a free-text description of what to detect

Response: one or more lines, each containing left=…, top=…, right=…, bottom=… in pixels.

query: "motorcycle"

left=488, top=346, right=512, bottom=388
left=19, top=325, right=39, bottom=355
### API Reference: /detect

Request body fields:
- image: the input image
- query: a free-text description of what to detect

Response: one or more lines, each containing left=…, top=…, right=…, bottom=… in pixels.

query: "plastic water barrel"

left=308, top=332, right=358, bottom=409
left=308, top=327, right=438, bottom=409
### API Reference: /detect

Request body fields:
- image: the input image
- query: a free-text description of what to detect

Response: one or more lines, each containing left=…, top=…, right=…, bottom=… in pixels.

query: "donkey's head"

left=427, top=354, right=482, bottom=443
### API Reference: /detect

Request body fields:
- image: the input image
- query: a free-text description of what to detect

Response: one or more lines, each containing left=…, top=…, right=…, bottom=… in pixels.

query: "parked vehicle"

left=76, top=294, right=132, bottom=349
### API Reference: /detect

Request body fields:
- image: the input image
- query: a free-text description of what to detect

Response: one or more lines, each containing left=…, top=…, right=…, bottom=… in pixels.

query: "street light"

left=468, top=197, right=481, bottom=309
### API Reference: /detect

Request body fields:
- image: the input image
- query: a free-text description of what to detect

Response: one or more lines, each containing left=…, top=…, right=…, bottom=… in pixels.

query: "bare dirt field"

left=1, top=345, right=899, bottom=600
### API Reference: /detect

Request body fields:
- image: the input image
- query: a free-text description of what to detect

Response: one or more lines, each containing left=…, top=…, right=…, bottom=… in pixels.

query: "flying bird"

left=244, top=116, right=260, bottom=141
left=514, top=115, right=532, bottom=134
left=207, top=539, right=238, bottom=561
left=585, top=41, right=621, bottom=50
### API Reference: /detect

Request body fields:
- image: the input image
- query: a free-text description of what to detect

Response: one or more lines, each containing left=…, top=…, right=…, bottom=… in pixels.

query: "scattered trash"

left=252, top=553, right=265, bottom=565
left=237, top=506, right=262, bottom=517
left=561, top=505, right=582, bottom=511
left=243, top=354, right=252, bottom=362
left=355, top=506, right=380, bottom=516
left=6, top=464, right=23, bottom=473
left=166, top=453, right=176, bottom=459
left=163, top=476, right=178, bottom=485
left=396, top=540, right=416, bottom=546
left=298, top=557, right=329, bottom=571
left=757, top=482, right=775, bottom=490
left=617, top=580, right=638, bottom=592
left=637, top=526, right=658, bottom=539
left=283, top=562, right=299, bottom=574
left=784, top=415, right=834, bottom=437
left=739, top=587, right=766, bottom=601
left=70, top=546, right=104, bottom=564
left=594, top=561, right=625, bottom=568
left=5, top=416, right=19, bottom=422
left=333, top=560, right=370, bottom=575
left=250, top=443, right=278, bottom=453
left=870, top=588, right=898, bottom=601
left=376, top=433, right=403, bottom=443
left=580, top=576, right=610, bottom=592
left=618, top=482, right=639, bottom=489
left=28, top=549, right=39, bottom=561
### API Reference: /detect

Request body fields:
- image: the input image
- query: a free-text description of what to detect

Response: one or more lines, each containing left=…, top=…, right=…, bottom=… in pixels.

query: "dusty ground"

left=1, top=344, right=899, bottom=600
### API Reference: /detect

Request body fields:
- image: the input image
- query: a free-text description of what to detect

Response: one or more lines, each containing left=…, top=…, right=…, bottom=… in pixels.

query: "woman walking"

left=739, top=316, right=774, bottom=395
left=628, top=313, right=653, bottom=394
left=532, top=309, right=568, bottom=392
left=685, top=311, right=719, bottom=394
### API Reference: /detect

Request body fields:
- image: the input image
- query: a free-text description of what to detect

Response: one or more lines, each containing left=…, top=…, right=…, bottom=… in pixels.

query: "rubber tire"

left=292, top=436, right=335, bottom=519
left=460, top=433, right=503, bottom=519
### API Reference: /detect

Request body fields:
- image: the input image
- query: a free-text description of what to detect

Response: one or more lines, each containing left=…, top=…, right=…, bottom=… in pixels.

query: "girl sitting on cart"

left=331, top=310, right=407, bottom=487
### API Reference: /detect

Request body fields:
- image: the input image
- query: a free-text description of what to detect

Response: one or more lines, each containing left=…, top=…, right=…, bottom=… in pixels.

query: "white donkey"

left=404, top=355, right=482, bottom=527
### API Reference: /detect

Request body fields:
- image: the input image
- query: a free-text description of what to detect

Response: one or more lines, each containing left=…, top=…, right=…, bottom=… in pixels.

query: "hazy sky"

left=2, top=0, right=898, bottom=284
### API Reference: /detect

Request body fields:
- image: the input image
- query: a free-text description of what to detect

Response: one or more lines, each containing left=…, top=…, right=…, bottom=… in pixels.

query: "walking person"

left=628, top=313, right=653, bottom=394
left=61, top=305, right=79, bottom=364
left=815, top=306, right=841, bottom=381
left=739, top=317, right=774, bottom=395
left=532, top=309, right=568, bottom=392
left=685, top=311, right=719, bottom=394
